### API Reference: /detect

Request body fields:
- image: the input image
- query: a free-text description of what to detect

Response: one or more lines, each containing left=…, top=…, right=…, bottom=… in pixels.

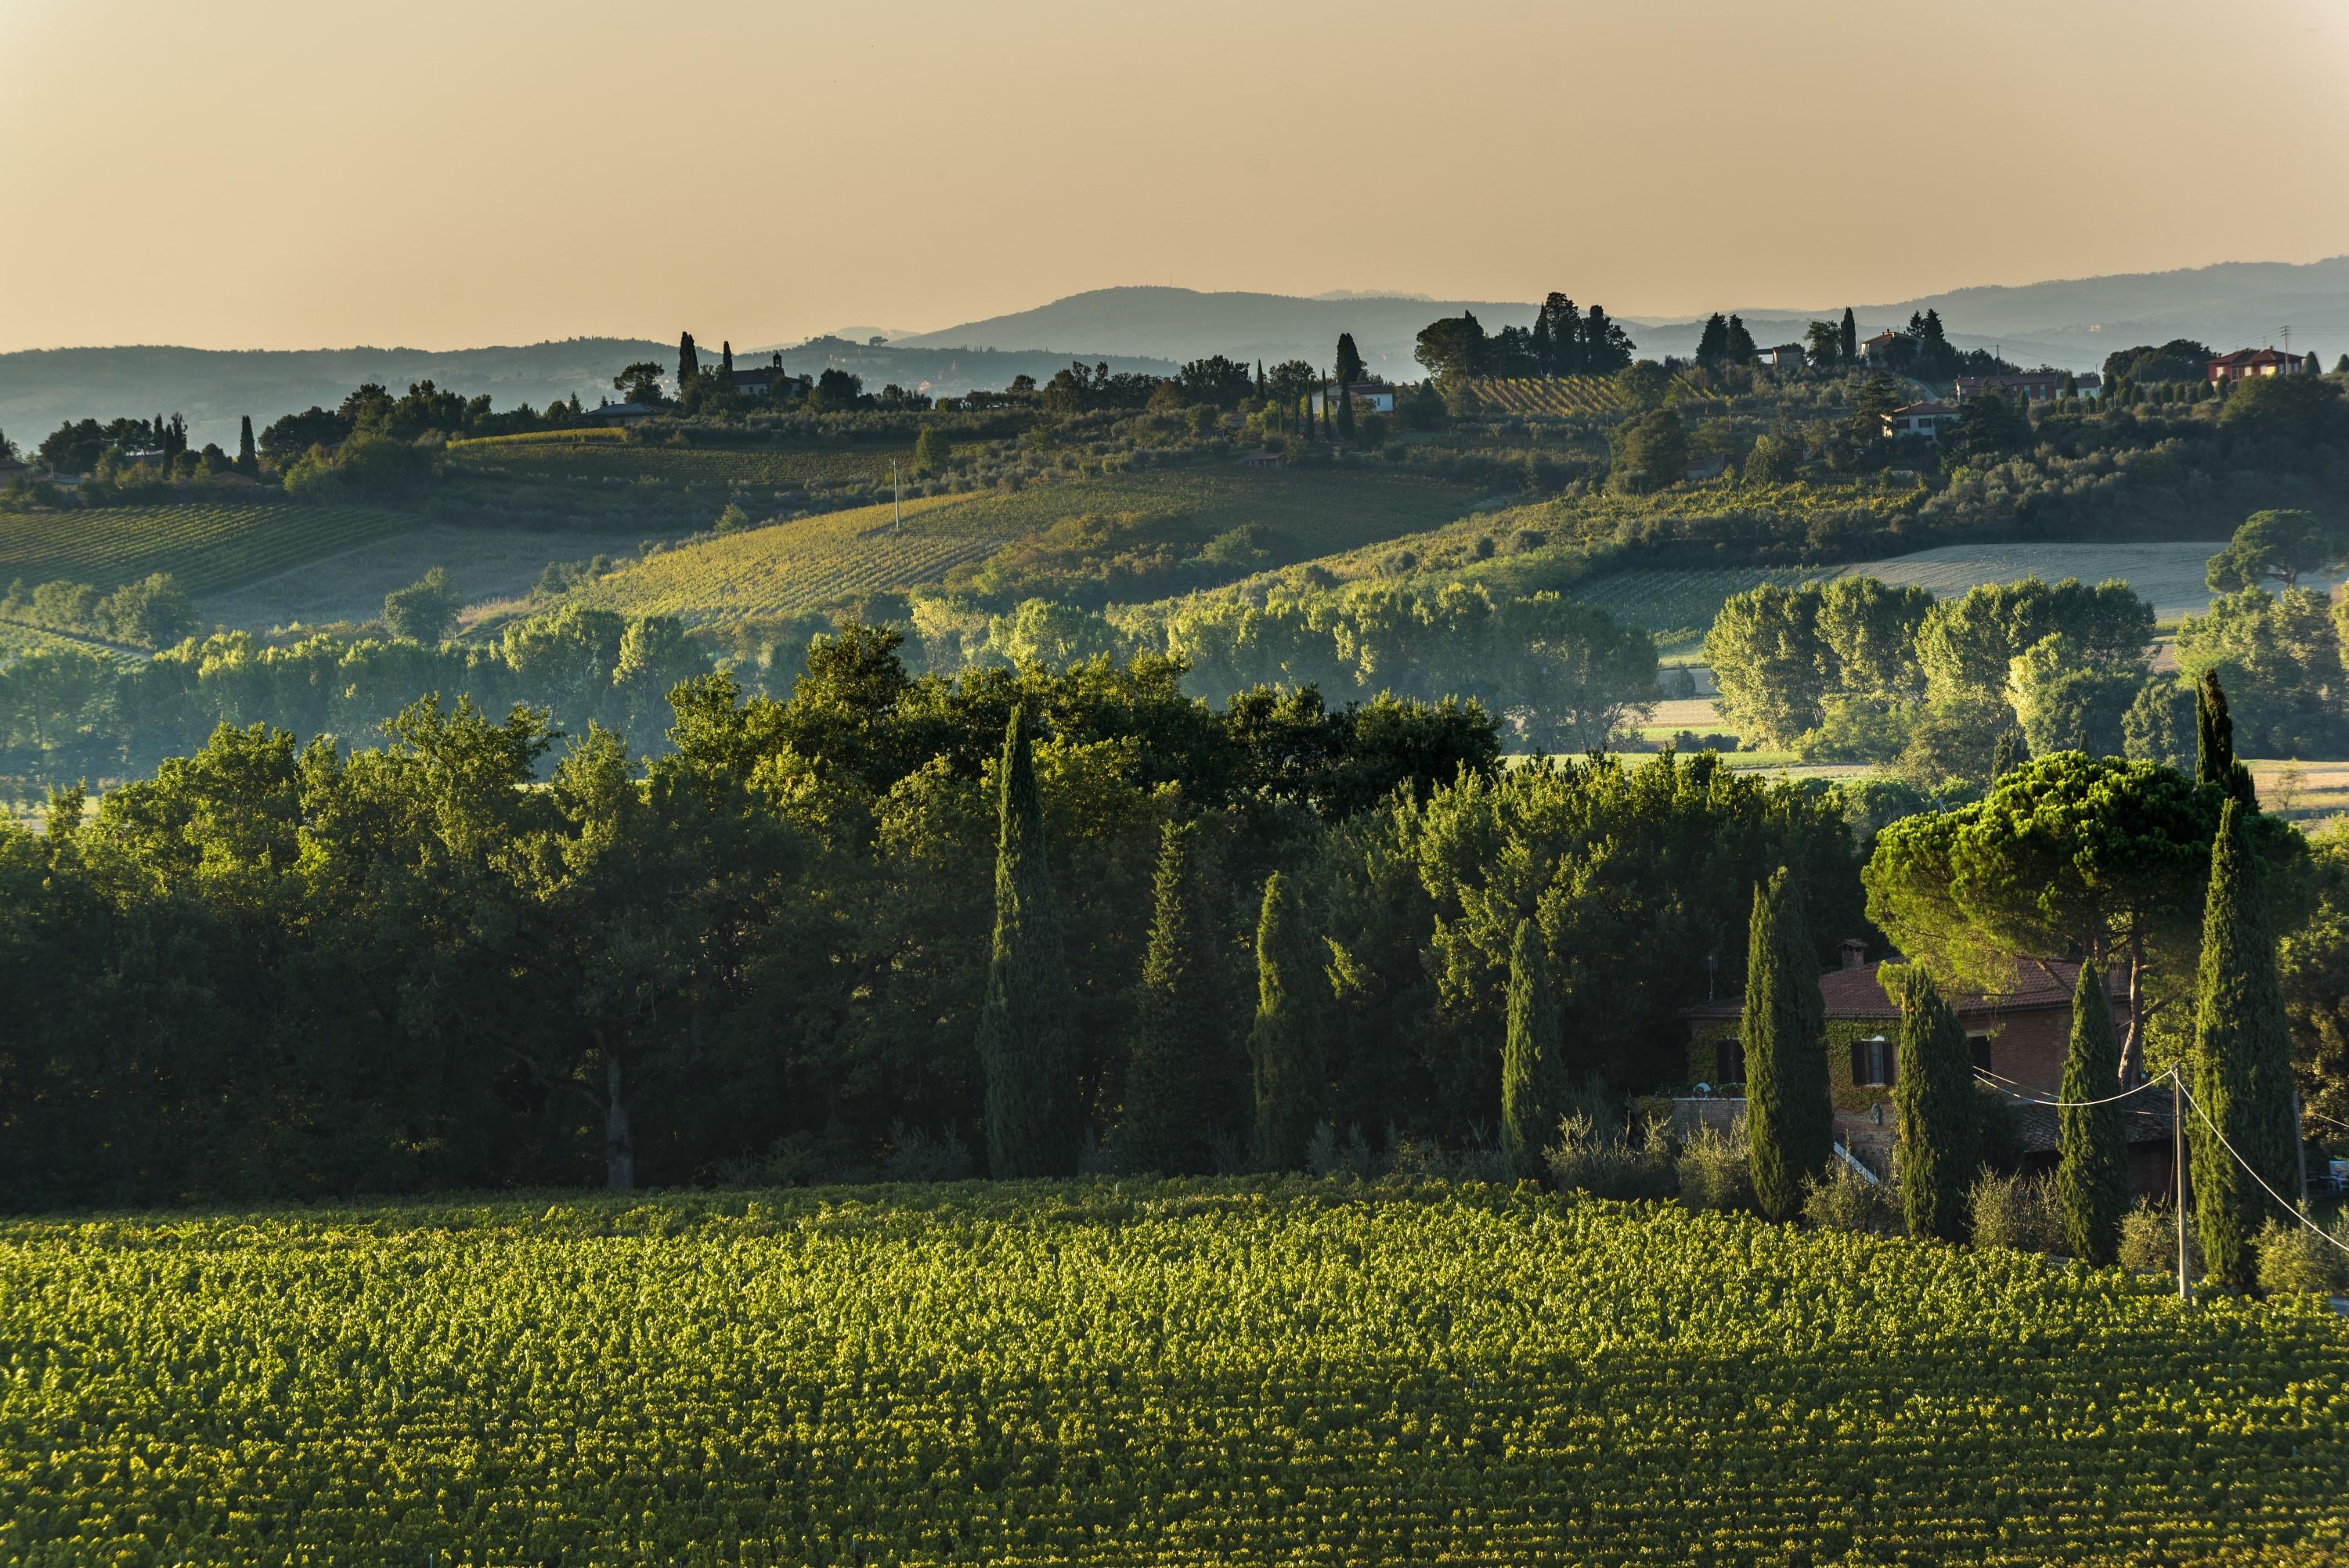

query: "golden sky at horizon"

left=3, top=0, right=2347, bottom=351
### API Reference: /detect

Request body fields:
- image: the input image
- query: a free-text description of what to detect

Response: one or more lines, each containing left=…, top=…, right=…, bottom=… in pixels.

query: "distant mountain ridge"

left=6, top=257, right=2339, bottom=450
left=900, top=258, right=2349, bottom=378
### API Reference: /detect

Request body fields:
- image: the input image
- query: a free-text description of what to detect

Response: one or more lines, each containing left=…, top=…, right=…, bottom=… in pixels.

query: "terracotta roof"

left=1683, top=956, right=2083, bottom=1021
left=1889, top=400, right=1957, bottom=416
left=2210, top=348, right=2297, bottom=368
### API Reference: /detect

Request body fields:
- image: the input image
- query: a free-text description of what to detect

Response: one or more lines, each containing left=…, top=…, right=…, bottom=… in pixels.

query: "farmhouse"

left=1857, top=330, right=1903, bottom=365
left=1882, top=400, right=1958, bottom=441
left=2206, top=347, right=2305, bottom=384
left=1756, top=344, right=1807, bottom=369
left=583, top=401, right=658, bottom=428
left=1308, top=380, right=1398, bottom=417
left=730, top=352, right=809, bottom=398
left=1677, top=941, right=2176, bottom=1190
left=0, top=454, right=30, bottom=481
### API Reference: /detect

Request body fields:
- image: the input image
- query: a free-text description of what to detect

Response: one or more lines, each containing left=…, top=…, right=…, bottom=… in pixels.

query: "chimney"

left=1840, top=938, right=1868, bottom=970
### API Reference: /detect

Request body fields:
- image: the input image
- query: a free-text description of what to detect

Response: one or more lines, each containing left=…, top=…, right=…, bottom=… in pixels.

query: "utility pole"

left=2173, top=1068, right=2190, bottom=1303
left=889, top=458, right=902, bottom=535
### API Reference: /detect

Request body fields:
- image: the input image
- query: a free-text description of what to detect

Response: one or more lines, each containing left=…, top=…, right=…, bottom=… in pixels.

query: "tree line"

left=1, top=629, right=1860, bottom=1209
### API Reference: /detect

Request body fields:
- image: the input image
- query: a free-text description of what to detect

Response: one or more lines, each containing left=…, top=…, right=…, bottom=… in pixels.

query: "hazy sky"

left=5, top=0, right=2347, bottom=351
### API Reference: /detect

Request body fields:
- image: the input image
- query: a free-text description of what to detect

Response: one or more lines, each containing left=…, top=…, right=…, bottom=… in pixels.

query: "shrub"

left=1802, top=1162, right=1900, bottom=1235
left=2253, top=1217, right=2349, bottom=1296
left=1969, top=1171, right=2065, bottom=1255
left=2119, top=1199, right=2192, bottom=1278
left=1673, top=1123, right=1755, bottom=1212
left=879, top=1123, right=975, bottom=1184
left=1544, top=1112, right=1675, bottom=1201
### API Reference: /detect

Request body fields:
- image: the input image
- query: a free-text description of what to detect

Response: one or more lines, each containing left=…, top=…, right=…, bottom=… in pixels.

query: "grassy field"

left=0, top=500, right=412, bottom=596
left=3, top=1180, right=2343, bottom=1566
left=1567, top=541, right=2263, bottom=656
left=573, top=468, right=1474, bottom=624
left=449, top=432, right=920, bottom=489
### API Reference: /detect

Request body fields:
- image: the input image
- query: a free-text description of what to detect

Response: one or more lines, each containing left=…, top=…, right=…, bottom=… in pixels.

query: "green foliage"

left=977, top=705, right=1082, bottom=1177
left=1120, top=821, right=1226, bottom=1175
left=1499, top=917, right=1566, bottom=1180
left=2055, top=965, right=2130, bottom=1264
left=381, top=564, right=457, bottom=643
left=2177, top=588, right=2345, bottom=759
left=2217, top=370, right=2347, bottom=445
left=0, top=571, right=196, bottom=649
left=2204, top=509, right=2347, bottom=593
left=2123, top=676, right=2195, bottom=770
left=2189, top=798, right=2299, bottom=1292
left=1249, top=871, right=1326, bottom=1171
left=1744, top=870, right=1831, bottom=1220
left=912, top=426, right=952, bottom=474
left=2005, top=635, right=2139, bottom=759
left=1608, top=406, right=1690, bottom=494
left=1893, top=967, right=1978, bottom=1242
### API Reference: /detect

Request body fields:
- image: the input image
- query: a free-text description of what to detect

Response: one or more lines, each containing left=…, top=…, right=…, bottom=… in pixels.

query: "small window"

left=1969, top=1036, right=1994, bottom=1076
left=1851, top=1035, right=1894, bottom=1087
left=1716, top=1038, right=1746, bottom=1085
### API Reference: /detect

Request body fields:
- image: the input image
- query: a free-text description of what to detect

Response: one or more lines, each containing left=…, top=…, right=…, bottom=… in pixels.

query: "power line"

left=2178, top=1080, right=2349, bottom=1259
left=1976, top=1065, right=2176, bottom=1110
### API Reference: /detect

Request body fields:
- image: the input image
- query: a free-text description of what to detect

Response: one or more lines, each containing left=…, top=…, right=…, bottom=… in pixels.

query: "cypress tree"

left=1893, top=966, right=1976, bottom=1242
left=2189, top=798, right=2299, bottom=1290
left=1499, top=918, right=1567, bottom=1181
left=1248, top=871, right=1324, bottom=1170
left=2056, top=964, right=2129, bottom=1263
left=976, top=705, right=1080, bottom=1178
left=677, top=331, right=698, bottom=389
left=1119, top=820, right=1221, bottom=1176
left=1839, top=307, right=1857, bottom=364
left=236, top=415, right=257, bottom=476
left=1745, top=871, right=1831, bottom=1220
left=720, top=341, right=735, bottom=391
left=2196, top=669, right=2257, bottom=805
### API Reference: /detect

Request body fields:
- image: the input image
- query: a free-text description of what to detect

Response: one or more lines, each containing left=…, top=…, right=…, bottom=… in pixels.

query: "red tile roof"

left=1683, top=957, right=2081, bottom=1020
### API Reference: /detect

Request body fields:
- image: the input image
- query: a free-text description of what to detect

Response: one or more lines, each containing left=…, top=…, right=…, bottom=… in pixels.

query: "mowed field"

left=0, top=501, right=411, bottom=596
left=3, top=1182, right=2344, bottom=1567
left=1571, top=541, right=2261, bottom=656
left=574, top=468, right=1475, bottom=625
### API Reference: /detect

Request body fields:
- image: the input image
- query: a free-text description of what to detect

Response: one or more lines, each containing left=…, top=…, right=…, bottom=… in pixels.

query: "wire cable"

left=2177, top=1080, right=2349, bottom=1258
left=1972, top=1064, right=2180, bottom=1109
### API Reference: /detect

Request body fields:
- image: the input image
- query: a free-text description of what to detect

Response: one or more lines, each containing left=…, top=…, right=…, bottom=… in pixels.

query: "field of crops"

left=941, top=467, right=1472, bottom=561
left=1469, top=373, right=1717, bottom=416
left=571, top=494, right=987, bottom=623
left=2, top=1181, right=2342, bottom=1566
left=0, top=618, right=138, bottom=664
left=449, top=434, right=918, bottom=489
left=0, top=501, right=410, bottom=595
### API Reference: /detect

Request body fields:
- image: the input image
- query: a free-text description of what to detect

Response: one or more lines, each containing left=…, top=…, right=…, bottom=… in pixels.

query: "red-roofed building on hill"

left=2206, top=347, right=2306, bottom=385
left=1676, top=939, right=2174, bottom=1191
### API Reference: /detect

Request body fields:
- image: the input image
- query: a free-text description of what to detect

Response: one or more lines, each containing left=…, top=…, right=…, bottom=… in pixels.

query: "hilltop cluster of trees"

left=1413, top=295, right=1637, bottom=380
left=0, top=573, right=197, bottom=650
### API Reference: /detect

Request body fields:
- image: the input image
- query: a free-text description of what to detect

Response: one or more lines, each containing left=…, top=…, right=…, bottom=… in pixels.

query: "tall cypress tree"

left=1120, top=820, right=1221, bottom=1175
left=1839, top=307, right=1857, bottom=365
left=2189, top=797, right=2298, bottom=1291
left=1500, top=918, right=1567, bottom=1181
left=1249, top=871, right=1324, bottom=1170
left=2056, top=964, right=2129, bottom=1263
left=720, top=341, right=736, bottom=391
left=677, top=331, right=698, bottom=389
left=2196, top=670, right=2257, bottom=805
left=236, top=415, right=257, bottom=476
left=1745, top=871, right=1830, bottom=1221
left=976, top=705, right=1080, bottom=1178
left=1893, top=966, right=1976, bottom=1242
